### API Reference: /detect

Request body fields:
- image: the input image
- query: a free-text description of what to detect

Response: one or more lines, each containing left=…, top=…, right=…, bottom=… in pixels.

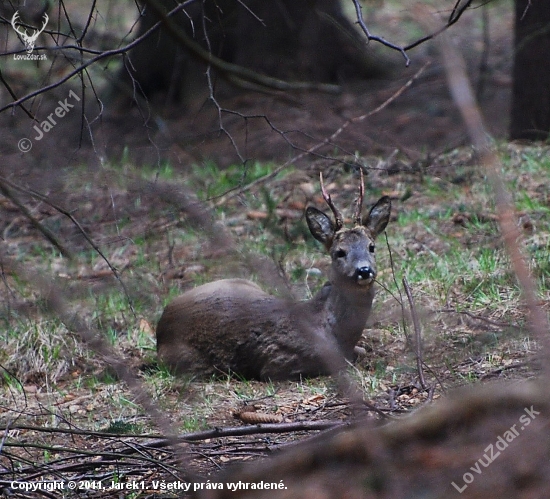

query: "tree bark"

left=510, top=0, right=550, bottom=140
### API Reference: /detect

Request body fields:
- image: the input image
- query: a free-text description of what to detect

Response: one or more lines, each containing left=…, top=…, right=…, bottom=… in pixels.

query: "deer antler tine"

left=319, top=172, right=343, bottom=230
left=353, top=169, right=365, bottom=225
left=11, top=12, right=25, bottom=36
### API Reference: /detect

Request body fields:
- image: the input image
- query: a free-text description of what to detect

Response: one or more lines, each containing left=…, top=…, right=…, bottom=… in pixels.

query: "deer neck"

left=302, top=281, right=375, bottom=358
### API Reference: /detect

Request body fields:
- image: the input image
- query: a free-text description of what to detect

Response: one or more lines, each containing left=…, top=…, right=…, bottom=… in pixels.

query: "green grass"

left=103, top=419, right=143, bottom=434
left=189, top=161, right=279, bottom=200
left=381, top=146, right=550, bottom=314
left=181, top=416, right=208, bottom=432
left=1, top=143, right=548, bottom=436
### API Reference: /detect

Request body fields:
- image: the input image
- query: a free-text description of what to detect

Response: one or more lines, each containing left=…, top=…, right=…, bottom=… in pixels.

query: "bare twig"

left=0, top=178, right=73, bottom=259
left=437, top=308, right=522, bottom=329
left=0, top=69, right=34, bottom=119
left=520, top=0, right=532, bottom=21
left=479, top=362, right=528, bottom=380
left=402, top=277, right=427, bottom=390
left=0, top=1, right=196, bottom=114
left=215, top=62, right=430, bottom=207
left=351, top=0, right=411, bottom=65
left=351, top=0, right=477, bottom=65
left=476, top=2, right=490, bottom=100
left=353, top=169, right=365, bottom=226
left=0, top=175, right=135, bottom=315
left=404, top=0, right=475, bottom=52
left=377, top=233, right=409, bottom=347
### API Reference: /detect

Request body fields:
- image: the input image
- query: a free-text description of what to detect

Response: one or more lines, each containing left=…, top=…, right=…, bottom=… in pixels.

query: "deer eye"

left=369, top=244, right=375, bottom=253
left=335, top=249, right=347, bottom=258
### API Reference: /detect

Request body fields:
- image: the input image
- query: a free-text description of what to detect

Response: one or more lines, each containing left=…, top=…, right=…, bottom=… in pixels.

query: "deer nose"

left=355, top=266, right=375, bottom=281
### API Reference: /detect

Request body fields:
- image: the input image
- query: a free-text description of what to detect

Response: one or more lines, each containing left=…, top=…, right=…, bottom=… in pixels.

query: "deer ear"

left=363, top=196, right=391, bottom=238
left=306, top=207, right=335, bottom=247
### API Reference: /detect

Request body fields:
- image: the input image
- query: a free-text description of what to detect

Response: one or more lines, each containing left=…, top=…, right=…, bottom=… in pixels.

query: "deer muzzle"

left=355, top=266, right=375, bottom=284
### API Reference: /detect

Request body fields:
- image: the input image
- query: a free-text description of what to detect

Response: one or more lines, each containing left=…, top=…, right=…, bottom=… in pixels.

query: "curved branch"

left=351, top=0, right=477, bottom=65
left=141, top=0, right=340, bottom=94
left=351, top=0, right=410, bottom=66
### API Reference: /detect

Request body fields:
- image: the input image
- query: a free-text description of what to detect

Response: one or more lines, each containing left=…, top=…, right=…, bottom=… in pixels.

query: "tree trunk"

left=510, top=0, right=550, bottom=140
left=115, top=0, right=381, bottom=108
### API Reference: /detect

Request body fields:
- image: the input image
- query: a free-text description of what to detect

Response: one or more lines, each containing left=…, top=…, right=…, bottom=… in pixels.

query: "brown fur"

left=156, top=193, right=391, bottom=380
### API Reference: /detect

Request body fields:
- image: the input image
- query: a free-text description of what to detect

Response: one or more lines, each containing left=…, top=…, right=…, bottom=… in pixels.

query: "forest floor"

left=1, top=141, right=549, bottom=496
left=2, top=1, right=550, bottom=498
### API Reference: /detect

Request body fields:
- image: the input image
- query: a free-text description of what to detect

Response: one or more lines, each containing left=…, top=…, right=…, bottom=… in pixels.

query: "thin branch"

left=5, top=424, right=163, bottom=440
left=0, top=178, right=74, bottom=259
left=201, top=4, right=246, bottom=164
left=449, top=0, right=474, bottom=25
left=476, top=2, right=490, bottom=100
left=353, top=169, right=365, bottom=225
left=351, top=0, right=477, bottom=65
left=0, top=1, right=194, bottom=114
left=0, top=441, right=168, bottom=466
left=76, top=0, right=97, bottom=45
left=520, top=0, right=532, bottom=21
left=402, top=277, right=427, bottom=390
left=404, top=0, right=474, bottom=52
left=437, top=308, right=521, bottom=329
left=215, top=62, right=430, bottom=207
left=0, top=175, right=135, bottom=314
left=351, top=0, right=410, bottom=65
left=141, top=0, right=340, bottom=94
left=0, top=69, right=35, bottom=119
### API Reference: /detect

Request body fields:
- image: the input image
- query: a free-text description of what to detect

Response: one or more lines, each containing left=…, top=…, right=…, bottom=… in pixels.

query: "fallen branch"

left=437, top=307, right=523, bottom=329
left=149, top=420, right=345, bottom=446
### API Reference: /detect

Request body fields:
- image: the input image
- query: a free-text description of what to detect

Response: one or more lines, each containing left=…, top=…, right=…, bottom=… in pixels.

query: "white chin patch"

left=356, top=276, right=373, bottom=285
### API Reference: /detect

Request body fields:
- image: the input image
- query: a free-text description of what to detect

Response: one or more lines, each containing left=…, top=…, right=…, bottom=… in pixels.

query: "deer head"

left=306, top=171, right=391, bottom=289
left=11, top=11, right=48, bottom=54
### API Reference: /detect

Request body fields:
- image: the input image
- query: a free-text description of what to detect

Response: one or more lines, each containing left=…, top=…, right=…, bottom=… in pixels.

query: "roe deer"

left=156, top=173, right=391, bottom=380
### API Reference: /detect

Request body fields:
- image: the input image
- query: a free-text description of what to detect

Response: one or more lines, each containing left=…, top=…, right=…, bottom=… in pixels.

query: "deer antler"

left=319, top=172, right=343, bottom=231
left=353, top=168, right=365, bottom=225
left=38, top=12, right=49, bottom=35
left=11, top=12, right=26, bottom=37
left=11, top=11, right=48, bottom=53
